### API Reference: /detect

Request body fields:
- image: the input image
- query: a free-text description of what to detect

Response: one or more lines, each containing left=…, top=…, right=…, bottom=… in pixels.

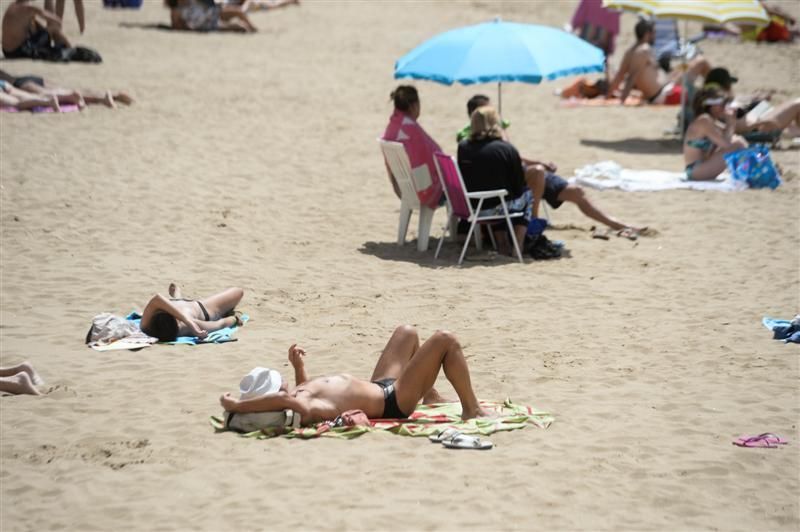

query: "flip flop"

left=616, top=227, right=639, bottom=241
left=441, top=433, right=493, bottom=450
left=732, top=433, right=788, bottom=448
left=428, top=427, right=460, bottom=443
left=591, top=226, right=610, bottom=240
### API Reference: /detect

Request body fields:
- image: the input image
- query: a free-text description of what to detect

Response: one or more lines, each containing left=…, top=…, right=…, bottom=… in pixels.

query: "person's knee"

left=394, top=324, right=417, bottom=338
left=560, top=184, right=584, bottom=203
left=732, top=136, right=748, bottom=149
left=432, top=329, right=458, bottom=346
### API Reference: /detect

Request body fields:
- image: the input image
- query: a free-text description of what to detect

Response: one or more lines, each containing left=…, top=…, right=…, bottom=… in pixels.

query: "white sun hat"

left=238, top=367, right=282, bottom=400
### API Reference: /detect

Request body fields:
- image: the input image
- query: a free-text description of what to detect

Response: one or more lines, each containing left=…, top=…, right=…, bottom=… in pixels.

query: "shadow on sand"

left=580, top=137, right=681, bottom=155
left=358, top=239, right=571, bottom=269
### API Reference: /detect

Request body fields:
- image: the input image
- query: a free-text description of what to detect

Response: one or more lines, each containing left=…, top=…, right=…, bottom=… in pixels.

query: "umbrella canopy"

left=601, top=0, right=769, bottom=25
left=394, top=20, right=605, bottom=86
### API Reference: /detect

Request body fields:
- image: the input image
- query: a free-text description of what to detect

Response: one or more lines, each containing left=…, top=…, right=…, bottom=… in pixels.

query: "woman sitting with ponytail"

left=683, top=87, right=749, bottom=181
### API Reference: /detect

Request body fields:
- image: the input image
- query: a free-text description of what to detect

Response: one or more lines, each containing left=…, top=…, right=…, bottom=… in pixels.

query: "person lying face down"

left=219, top=326, right=492, bottom=425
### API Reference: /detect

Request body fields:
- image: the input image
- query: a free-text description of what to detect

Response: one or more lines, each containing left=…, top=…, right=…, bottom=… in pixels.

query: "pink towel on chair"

left=382, top=109, right=443, bottom=209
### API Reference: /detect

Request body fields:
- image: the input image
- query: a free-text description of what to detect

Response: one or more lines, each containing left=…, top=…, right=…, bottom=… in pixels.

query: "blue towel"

left=126, top=312, right=248, bottom=345
left=762, top=316, right=800, bottom=344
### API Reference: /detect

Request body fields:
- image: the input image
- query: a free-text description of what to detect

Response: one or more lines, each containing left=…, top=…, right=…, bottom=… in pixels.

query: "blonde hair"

left=469, top=106, right=503, bottom=141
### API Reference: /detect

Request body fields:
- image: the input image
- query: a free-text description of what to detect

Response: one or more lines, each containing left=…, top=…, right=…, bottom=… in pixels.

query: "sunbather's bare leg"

left=524, top=164, right=546, bottom=219
left=17, top=82, right=85, bottom=108
left=220, top=6, right=257, bottom=32
left=393, top=330, right=488, bottom=420
left=0, top=91, right=61, bottom=112
left=557, top=185, right=642, bottom=232
left=0, top=372, right=41, bottom=395
left=370, top=325, right=448, bottom=403
left=199, top=287, right=244, bottom=321
left=757, top=98, right=800, bottom=133
left=669, top=55, right=711, bottom=84
left=0, top=362, right=43, bottom=384
left=686, top=138, right=747, bottom=181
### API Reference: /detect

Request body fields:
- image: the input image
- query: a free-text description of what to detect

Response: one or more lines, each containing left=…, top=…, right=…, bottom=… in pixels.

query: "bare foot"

left=102, top=90, right=117, bottom=109
left=461, top=405, right=495, bottom=421
left=49, top=94, right=61, bottom=113
left=19, top=361, right=44, bottom=385
left=422, top=389, right=453, bottom=405
left=114, top=92, right=134, bottom=106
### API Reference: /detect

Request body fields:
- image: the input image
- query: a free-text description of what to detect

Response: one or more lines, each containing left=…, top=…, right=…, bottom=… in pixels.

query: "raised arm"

left=608, top=49, right=631, bottom=97
left=141, top=294, right=206, bottom=338
left=288, top=344, right=308, bottom=385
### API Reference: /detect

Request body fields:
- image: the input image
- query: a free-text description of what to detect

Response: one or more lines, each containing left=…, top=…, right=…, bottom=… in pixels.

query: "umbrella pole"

left=497, top=82, right=502, bottom=115
left=679, top=19, right=688, bottom=138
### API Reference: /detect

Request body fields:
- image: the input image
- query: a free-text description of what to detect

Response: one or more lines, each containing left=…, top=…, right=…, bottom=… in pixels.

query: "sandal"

left=616, top=227, right=639, bottom=241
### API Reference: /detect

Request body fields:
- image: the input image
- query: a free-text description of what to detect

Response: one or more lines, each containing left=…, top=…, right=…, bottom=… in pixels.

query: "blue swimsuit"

left=685, top=137, right=715, bottom=180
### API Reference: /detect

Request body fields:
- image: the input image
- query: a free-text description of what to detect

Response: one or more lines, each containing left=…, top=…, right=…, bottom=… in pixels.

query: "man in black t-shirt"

left=458, top=105, right=645, bottom=241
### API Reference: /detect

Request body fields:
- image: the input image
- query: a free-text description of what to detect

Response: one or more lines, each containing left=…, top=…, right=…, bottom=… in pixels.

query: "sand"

left=1, top=1, right=798, bottom=530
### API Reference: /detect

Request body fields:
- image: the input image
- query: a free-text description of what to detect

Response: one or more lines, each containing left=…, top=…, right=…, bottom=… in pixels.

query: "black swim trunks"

left=372, top=378, right=409, bottom=419
left=543, top=173, right=569, bottom=209
left=12, top=75, right=45, bottom=89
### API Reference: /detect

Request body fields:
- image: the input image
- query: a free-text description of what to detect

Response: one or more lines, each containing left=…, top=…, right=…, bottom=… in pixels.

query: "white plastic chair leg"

left=435, top=218, right=449, bottom=259
left=417, top=206, right=435, bottom=251
left=397, top=204, right=412, bottom=246
left=459, top=218, right=479, bottom=265
left=501, top=201, right=524, bottom=263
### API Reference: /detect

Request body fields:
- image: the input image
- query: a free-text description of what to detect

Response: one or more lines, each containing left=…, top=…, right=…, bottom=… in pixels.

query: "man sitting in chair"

left=458, top=104, right=645, bottom=243
left=381, top=85, right=444, bottom=209
left=219, top=325, right=490, bottom=424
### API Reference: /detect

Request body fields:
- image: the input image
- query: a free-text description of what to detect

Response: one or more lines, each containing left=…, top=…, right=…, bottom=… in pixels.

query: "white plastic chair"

left=433, top=152, right=524, bottom=265
left=379, top=139, right=436, bottom=251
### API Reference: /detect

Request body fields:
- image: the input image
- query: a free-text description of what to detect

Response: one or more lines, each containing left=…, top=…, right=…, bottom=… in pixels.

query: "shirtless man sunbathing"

left=219, top=325, right=490, bottom=425
left=610, top=18, right=710, bottom=105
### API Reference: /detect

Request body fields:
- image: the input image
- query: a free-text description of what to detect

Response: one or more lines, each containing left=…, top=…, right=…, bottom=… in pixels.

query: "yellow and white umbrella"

left=602, top=0, right=769, bottom=25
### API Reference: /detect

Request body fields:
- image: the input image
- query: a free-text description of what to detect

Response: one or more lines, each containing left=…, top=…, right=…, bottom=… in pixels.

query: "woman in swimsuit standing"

left=140, top=284, right=244, bottom=342
left=683, top=87, right=748, bottom=181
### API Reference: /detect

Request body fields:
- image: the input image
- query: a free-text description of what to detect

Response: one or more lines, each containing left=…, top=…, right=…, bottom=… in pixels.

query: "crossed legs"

left=373, top=326, right=487, bottom=420
left=0, top=362, right=43, bottom=396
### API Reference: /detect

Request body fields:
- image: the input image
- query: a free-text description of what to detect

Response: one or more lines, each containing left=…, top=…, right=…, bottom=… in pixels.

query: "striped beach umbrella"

left=601, top=0, right=769, bottom=25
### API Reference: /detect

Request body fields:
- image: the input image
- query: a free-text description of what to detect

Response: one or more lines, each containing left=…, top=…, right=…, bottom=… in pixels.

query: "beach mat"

left=1, top=104, right=81, bottom=114
left=210, top=398, right=553, bottom=440
left=559, top=96, right=647, bottom=107
left=570, top=160, right=741, bottom=192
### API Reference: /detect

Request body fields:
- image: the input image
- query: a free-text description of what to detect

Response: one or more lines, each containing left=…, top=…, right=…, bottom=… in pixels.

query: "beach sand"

left=1, top=1, right=798, bottom=530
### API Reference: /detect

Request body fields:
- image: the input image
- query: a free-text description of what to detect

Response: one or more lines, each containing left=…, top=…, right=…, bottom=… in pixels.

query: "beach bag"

left=723, top=146, right=781, bottom=189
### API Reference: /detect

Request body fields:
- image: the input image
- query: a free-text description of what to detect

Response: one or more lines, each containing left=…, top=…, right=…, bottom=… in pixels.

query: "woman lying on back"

left=140, top=284, right=244, bottom=342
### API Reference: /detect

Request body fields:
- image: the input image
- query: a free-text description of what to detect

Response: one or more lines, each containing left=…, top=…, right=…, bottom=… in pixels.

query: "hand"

left=220, top=392, right=239, bottom=412
left=544, top=161, right=558, bottom=173
left=191, top=322, right=208, bottom=339
left=288, top=343, right=306, bottom=368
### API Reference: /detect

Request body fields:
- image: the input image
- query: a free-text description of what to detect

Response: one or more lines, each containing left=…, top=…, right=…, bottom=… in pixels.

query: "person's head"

left=634, top=17, right=655, bottom=44
left=391, top=85, right=420, bottom=119
left=148, top=312, right=178, bottom=342
left=466, top=94, right=490, bottom=118
left=704, top=67, right=738, bottom=94
left=469, top=105, right=503, bottom=141
left=693, top=87, right=729, bottom=120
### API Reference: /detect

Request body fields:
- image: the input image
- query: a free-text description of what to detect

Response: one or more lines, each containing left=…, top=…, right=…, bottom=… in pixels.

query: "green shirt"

left=456, top=119, right=511, bottom=143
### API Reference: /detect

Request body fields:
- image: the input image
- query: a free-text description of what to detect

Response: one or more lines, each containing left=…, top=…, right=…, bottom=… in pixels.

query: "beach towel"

left=210, top=398, right=553, bottom=440
left=382, top=109, right=444, bottom=209
left=762, top=316, right=800, bottom=344
left=559, top=95, right=645, bottom=107
left=0, top=104, right=80, bottom=113
left=125, top=312, right=248, bottom=345
left=570, top=161, right=741, bottom=192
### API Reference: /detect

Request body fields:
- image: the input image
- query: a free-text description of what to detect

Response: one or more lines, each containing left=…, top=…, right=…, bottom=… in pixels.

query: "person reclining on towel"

left=164, top=0, right=257, bottom=33
left=219, top=325, right=490, bottom=425
left=381, top=85, right=444, bottom=209
left=140, top=283, right=244, bottom=342
left=608, top=17, right=710, bottom=105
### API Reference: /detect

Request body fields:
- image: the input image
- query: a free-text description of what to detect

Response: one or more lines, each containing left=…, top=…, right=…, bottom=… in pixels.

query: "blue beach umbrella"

left=394, top=19, right=605, bottom=113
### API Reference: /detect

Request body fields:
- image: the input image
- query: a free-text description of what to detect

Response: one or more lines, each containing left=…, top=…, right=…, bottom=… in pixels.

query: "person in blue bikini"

left=684, top=87, right=748, bottom=181
left=140, top=283, right=244, bottom=342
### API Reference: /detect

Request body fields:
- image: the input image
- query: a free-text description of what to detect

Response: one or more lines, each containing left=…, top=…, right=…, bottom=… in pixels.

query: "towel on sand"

left=210, top=398, right=553, bottom=440
left=570, top=161, right=741, bottom=192
left=126, top=312, right=248, bottom=345
left=1, top=104, right=81, bottom=113
left=762, top=316, right=800, bottom=344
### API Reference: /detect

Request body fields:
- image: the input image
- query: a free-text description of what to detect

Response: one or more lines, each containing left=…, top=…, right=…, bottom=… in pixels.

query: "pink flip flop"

left=732, top=433, right=788, bottom=448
